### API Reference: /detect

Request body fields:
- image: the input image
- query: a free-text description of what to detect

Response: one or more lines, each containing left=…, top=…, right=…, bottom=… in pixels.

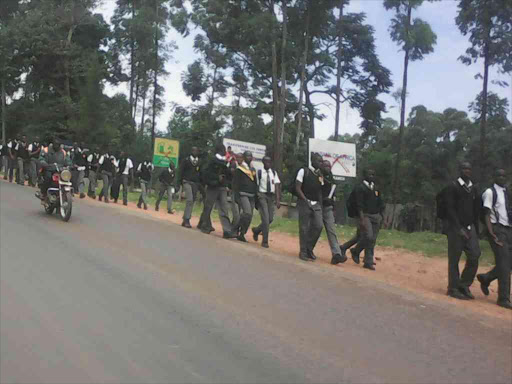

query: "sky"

left=96, top=0, right=512, bottom=140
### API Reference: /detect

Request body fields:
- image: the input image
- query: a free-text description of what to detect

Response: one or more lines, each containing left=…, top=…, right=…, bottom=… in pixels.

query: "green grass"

left=2, top=171, right=494, bottom=265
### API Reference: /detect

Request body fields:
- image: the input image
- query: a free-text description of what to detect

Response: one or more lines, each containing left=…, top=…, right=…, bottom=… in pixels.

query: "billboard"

left=153, top=138, right=180, bottom=168
left=223, top=138, right=266, bottom=170
left=309, top=138, right=356, bottom=179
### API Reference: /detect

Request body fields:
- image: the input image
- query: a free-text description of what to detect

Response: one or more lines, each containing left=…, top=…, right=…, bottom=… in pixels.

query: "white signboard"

left=309, top=138, right=356, bottom=179
left=223, top=138, right=266, bottom=170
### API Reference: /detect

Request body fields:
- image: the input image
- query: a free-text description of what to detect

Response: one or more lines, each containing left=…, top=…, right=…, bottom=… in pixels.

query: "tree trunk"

left=480, top=42, right=489, bottom=182
left=64, top=25, right=75, bottom=102
left=390, top=4, right=412, bottom=229
left=304, top=84, right=315, bottom=140
left=151, top=1, right=159, bottom=153
left=270, top=0, right=282, bottom=176
left=134, top=77, right=140, bottom=126
left=334, top=0, right=344, bottom=141
left=278, top=0, right=288, bottom=148
left=140, top=85, right=147, bottom=134
left=1, top=78, right=6, bottom=145
left=209, top=66, right=217, bottom=119
left=129, top=0, right=136, bottom=129
left=295, top=2, right=311, bottom=153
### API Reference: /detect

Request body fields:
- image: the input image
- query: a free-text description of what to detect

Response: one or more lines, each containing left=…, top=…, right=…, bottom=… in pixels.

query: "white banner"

left=309, top=138, right=356, bottom=179
left=223, top=138, right=266, bottom=170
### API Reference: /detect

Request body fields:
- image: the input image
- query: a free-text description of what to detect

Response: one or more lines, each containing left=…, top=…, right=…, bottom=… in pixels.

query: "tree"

left=456, top=0, right=512, bottom=182
left=384, top=0, right=437, bottom=227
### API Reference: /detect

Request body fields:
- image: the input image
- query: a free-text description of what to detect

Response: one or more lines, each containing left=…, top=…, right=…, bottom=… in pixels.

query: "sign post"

left=308, top=138, right=356, bottom=180
left=223, top=138, right=266, bottom=171
left=153, top=138, right=180, bottom=168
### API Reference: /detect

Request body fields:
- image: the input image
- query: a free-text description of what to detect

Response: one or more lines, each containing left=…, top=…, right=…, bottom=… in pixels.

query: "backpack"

left=346, top=187, right=358, bottom=218
left=288, top=167, right=309, bottom=197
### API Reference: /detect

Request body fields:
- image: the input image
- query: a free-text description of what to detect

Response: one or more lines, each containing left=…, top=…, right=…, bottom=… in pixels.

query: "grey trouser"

left=199, top=186, right=231, bottom=233
left=341, top=228, right=360, bottom=251
left=353, top=213, right=382, bottom=265
left=446, top=224, right=481, bottom=290
left=100, top=171, right=112, bottom=200
left=231, top=196, right=240, bottom=231
left=17, top=158, right=24, bottom=184
left=239, top=194, right=255, bottom=235
left=76, top=170, right=85, bottom=194
left=121, top=174, right=129, bottom=203
left=88, top=170, right=97, bottom=195
left=29, top=159, right=39, bottom=186
left=481, top=225, right=511, bottom=302
left=156, top=185, right=173, bottom=211
left=254, top=192, right=275, bottom=243
left=138, top=180, right=149, bottom=207
left=297, top=199, right=323, bottom=254
left=183, top=181, right=198, bottom=220
left=323, top=205, right=342, bottom=257
left=8, top=157, right=16, bottom=181
left=2, top=156, right=8, bottom=177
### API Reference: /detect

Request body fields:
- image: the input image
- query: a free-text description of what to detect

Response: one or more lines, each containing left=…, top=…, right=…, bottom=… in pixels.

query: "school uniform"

left=351, top=180, right=384, bottom=267
left=253, top=167, right=281, bottom=246
left=444, top=178, right=481, bottom=295
left=197, top=154, right=233, bottom=235
left=228, top=160, right=240, bottom=231
left=321, top=171, right=343, bottom=259
left=1, top=144, right=8, bottom=179
left=73, top=149, right=87, bottom=196
left=87, top=153, right=100, bottom=197
left=478, top=185, right=511, bottom=306
left=28, top=142, right=41, bottom=187
left=98, top=153, right=115, bottom=202
left=296, top=167, right=324, bottom=260
left=178, top=155, right=201, bottom=222
left=232, top=162, right=257, bottom=239
left=15, top=140, right=29, bottom=185
left=137, top=161, right=154, bottom=209
left=155, top=165, right=176, bottom=213
left=113, top=157, right=133, bottom=205
left=7, top=140, right=17, bottom=182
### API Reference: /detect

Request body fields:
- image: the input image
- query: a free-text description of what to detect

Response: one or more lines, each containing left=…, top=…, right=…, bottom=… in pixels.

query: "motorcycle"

left=36, top=164, right=73, bottom=222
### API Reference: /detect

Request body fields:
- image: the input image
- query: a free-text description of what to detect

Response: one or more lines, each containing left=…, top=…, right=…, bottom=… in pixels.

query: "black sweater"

left=203, top=157, right=230, bottom=188
left=178, top=157, right=201, bottom=184
left=158, top=168, right=176, bottom=186
left=354, top=182, right=384, bottom=215
left=233, top=167, right=257, bottom=195
left=445, top=181, right=480, bottom=231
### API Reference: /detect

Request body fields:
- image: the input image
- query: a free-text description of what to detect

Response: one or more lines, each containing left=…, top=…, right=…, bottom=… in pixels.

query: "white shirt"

left=457, top=177, right=473, bottom=189
left=137, top=162, right=154, bottom=172
left=98, top=154, right=111, bottom=165
left=296, top=167, right=322, bottom=204
left=7, top=141, right=13, bottom=149
left=258, top=168, right=281, bottom=194
left=363, top=180, right=374, bottom=190
left=482, top=184, right=510, bottom=226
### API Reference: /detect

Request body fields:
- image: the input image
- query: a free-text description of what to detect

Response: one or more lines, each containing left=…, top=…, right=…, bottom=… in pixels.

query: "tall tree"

left=456, top=0, right=512, bottom=182
left=384, top=0, right=437, bottom=228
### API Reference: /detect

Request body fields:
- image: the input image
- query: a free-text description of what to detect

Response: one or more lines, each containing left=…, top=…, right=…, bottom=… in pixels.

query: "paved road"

left=1, top=181, right=511, bottom=384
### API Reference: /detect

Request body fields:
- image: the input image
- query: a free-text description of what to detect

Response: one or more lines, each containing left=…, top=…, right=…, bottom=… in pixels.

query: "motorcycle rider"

left=37, top=138, right=70, bottom=202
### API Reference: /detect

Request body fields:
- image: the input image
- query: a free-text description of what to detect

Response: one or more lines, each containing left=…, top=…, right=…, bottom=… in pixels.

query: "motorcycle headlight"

left=60, top=169, right=72, bottom=182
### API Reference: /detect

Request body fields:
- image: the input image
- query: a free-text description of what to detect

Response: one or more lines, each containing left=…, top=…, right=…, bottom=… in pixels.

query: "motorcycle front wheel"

left=60, top=191, right=73, bottom=222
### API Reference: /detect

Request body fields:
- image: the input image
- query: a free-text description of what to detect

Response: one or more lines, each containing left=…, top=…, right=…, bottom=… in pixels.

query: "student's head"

left=459, top=162, right=472, bottom=181
left=191, top=146, right=199, bottom=157
left=227, top=146, right=232, bottom=153
left=73, top=142, right=78, bottom=148
left=215, top=143, right=226, bottom=156
left=363, top=168, right=376, bottom=183
left=16, top=134, right=21, bottom=141
left=169, top=161, right=176, bottom=170
left=311, top=152, right=323, bottom=169
left=120, top=151, right=126, bottom=159
left=243, top=151, right=253, bottom=165
left=494, top=169, right=506, bottom=188
left=21, top=135, right=27, bottom=143
left=235, top=153, right=244, bottom=165
left=322, top=160, right=332, bottom=174
left=262, top=156, right=272, bottom=170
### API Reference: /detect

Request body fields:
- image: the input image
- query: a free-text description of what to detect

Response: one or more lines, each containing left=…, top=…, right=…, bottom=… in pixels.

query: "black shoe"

left=155, top=206, right=159, bottom=212
left=167, top=210, right=173, bottom=214
left=262, top=242, right=269, bottom=249
left=223, top=231, right=237, bottom=239
left=497, top=300, right=512, bottom=310
left=144, top=205, right=148, bottom=210
left=350, top=248, right=360, bottom=264
left=123, top=202, right=127, bottom=206
left=477, top=274, right=490, bottom=296
left=307, top=250, right=317, bottom=261
left=299, top=252, right=310, bottom=262
left=237, top=234, right=247, bottom=243
left=363, top=263, right=375, bottom=271
left=458, top=287, right=475, bottom=300
left=99, top=196, right=103, bottom=202
left=182, top=220, right=192, bottom=228
left=252, top=227, right=260, bottom=242
left=114, top=199, right=118, bottom=204
left=331, top=253, right=348, bottom=265
left=447, top=289, right=470, bottom=300
left=80, top=193, right=85, bottom=199
left=137, top=203, right=141, bottom=209
left=201, top=228, right=213, bottom=234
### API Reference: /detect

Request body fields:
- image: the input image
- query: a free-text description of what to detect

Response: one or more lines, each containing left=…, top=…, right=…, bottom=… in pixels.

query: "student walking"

left=15, top=135, right=29, bottom=185
left=443, top=162, right=481, bottom=300
left=477, top=169, right=512, bottom=310
left=98, top=150, right=115, bottom=203
left=295, top=153, right=325, bottom=262
left=28, top=137, right=41, bottom=187
left=155, top=162, right=176, bottom=214
left=137, top=159, right=154, bottom=210
left=178, top=147, right=201, bottom=228
left=229, top=153, right=243, bottom=234
left=114, top=152, right=134, bottom=205
left=232, top=151, right=258, bottom=242
left=87, top=149, right=100, bottom=199
left=252, top=156, right=281, bottom=248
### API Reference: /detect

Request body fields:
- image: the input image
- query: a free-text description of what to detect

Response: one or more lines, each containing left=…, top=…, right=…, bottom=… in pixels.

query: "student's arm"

left=275, top=173, right=281, bottom=209
left=354, top=185, right=369, bottom=230
left=483, top=189, right=502, bottom=246
left=445, top=184, right=466, bottom=238
left=295, top=169, right=313, bottom=210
